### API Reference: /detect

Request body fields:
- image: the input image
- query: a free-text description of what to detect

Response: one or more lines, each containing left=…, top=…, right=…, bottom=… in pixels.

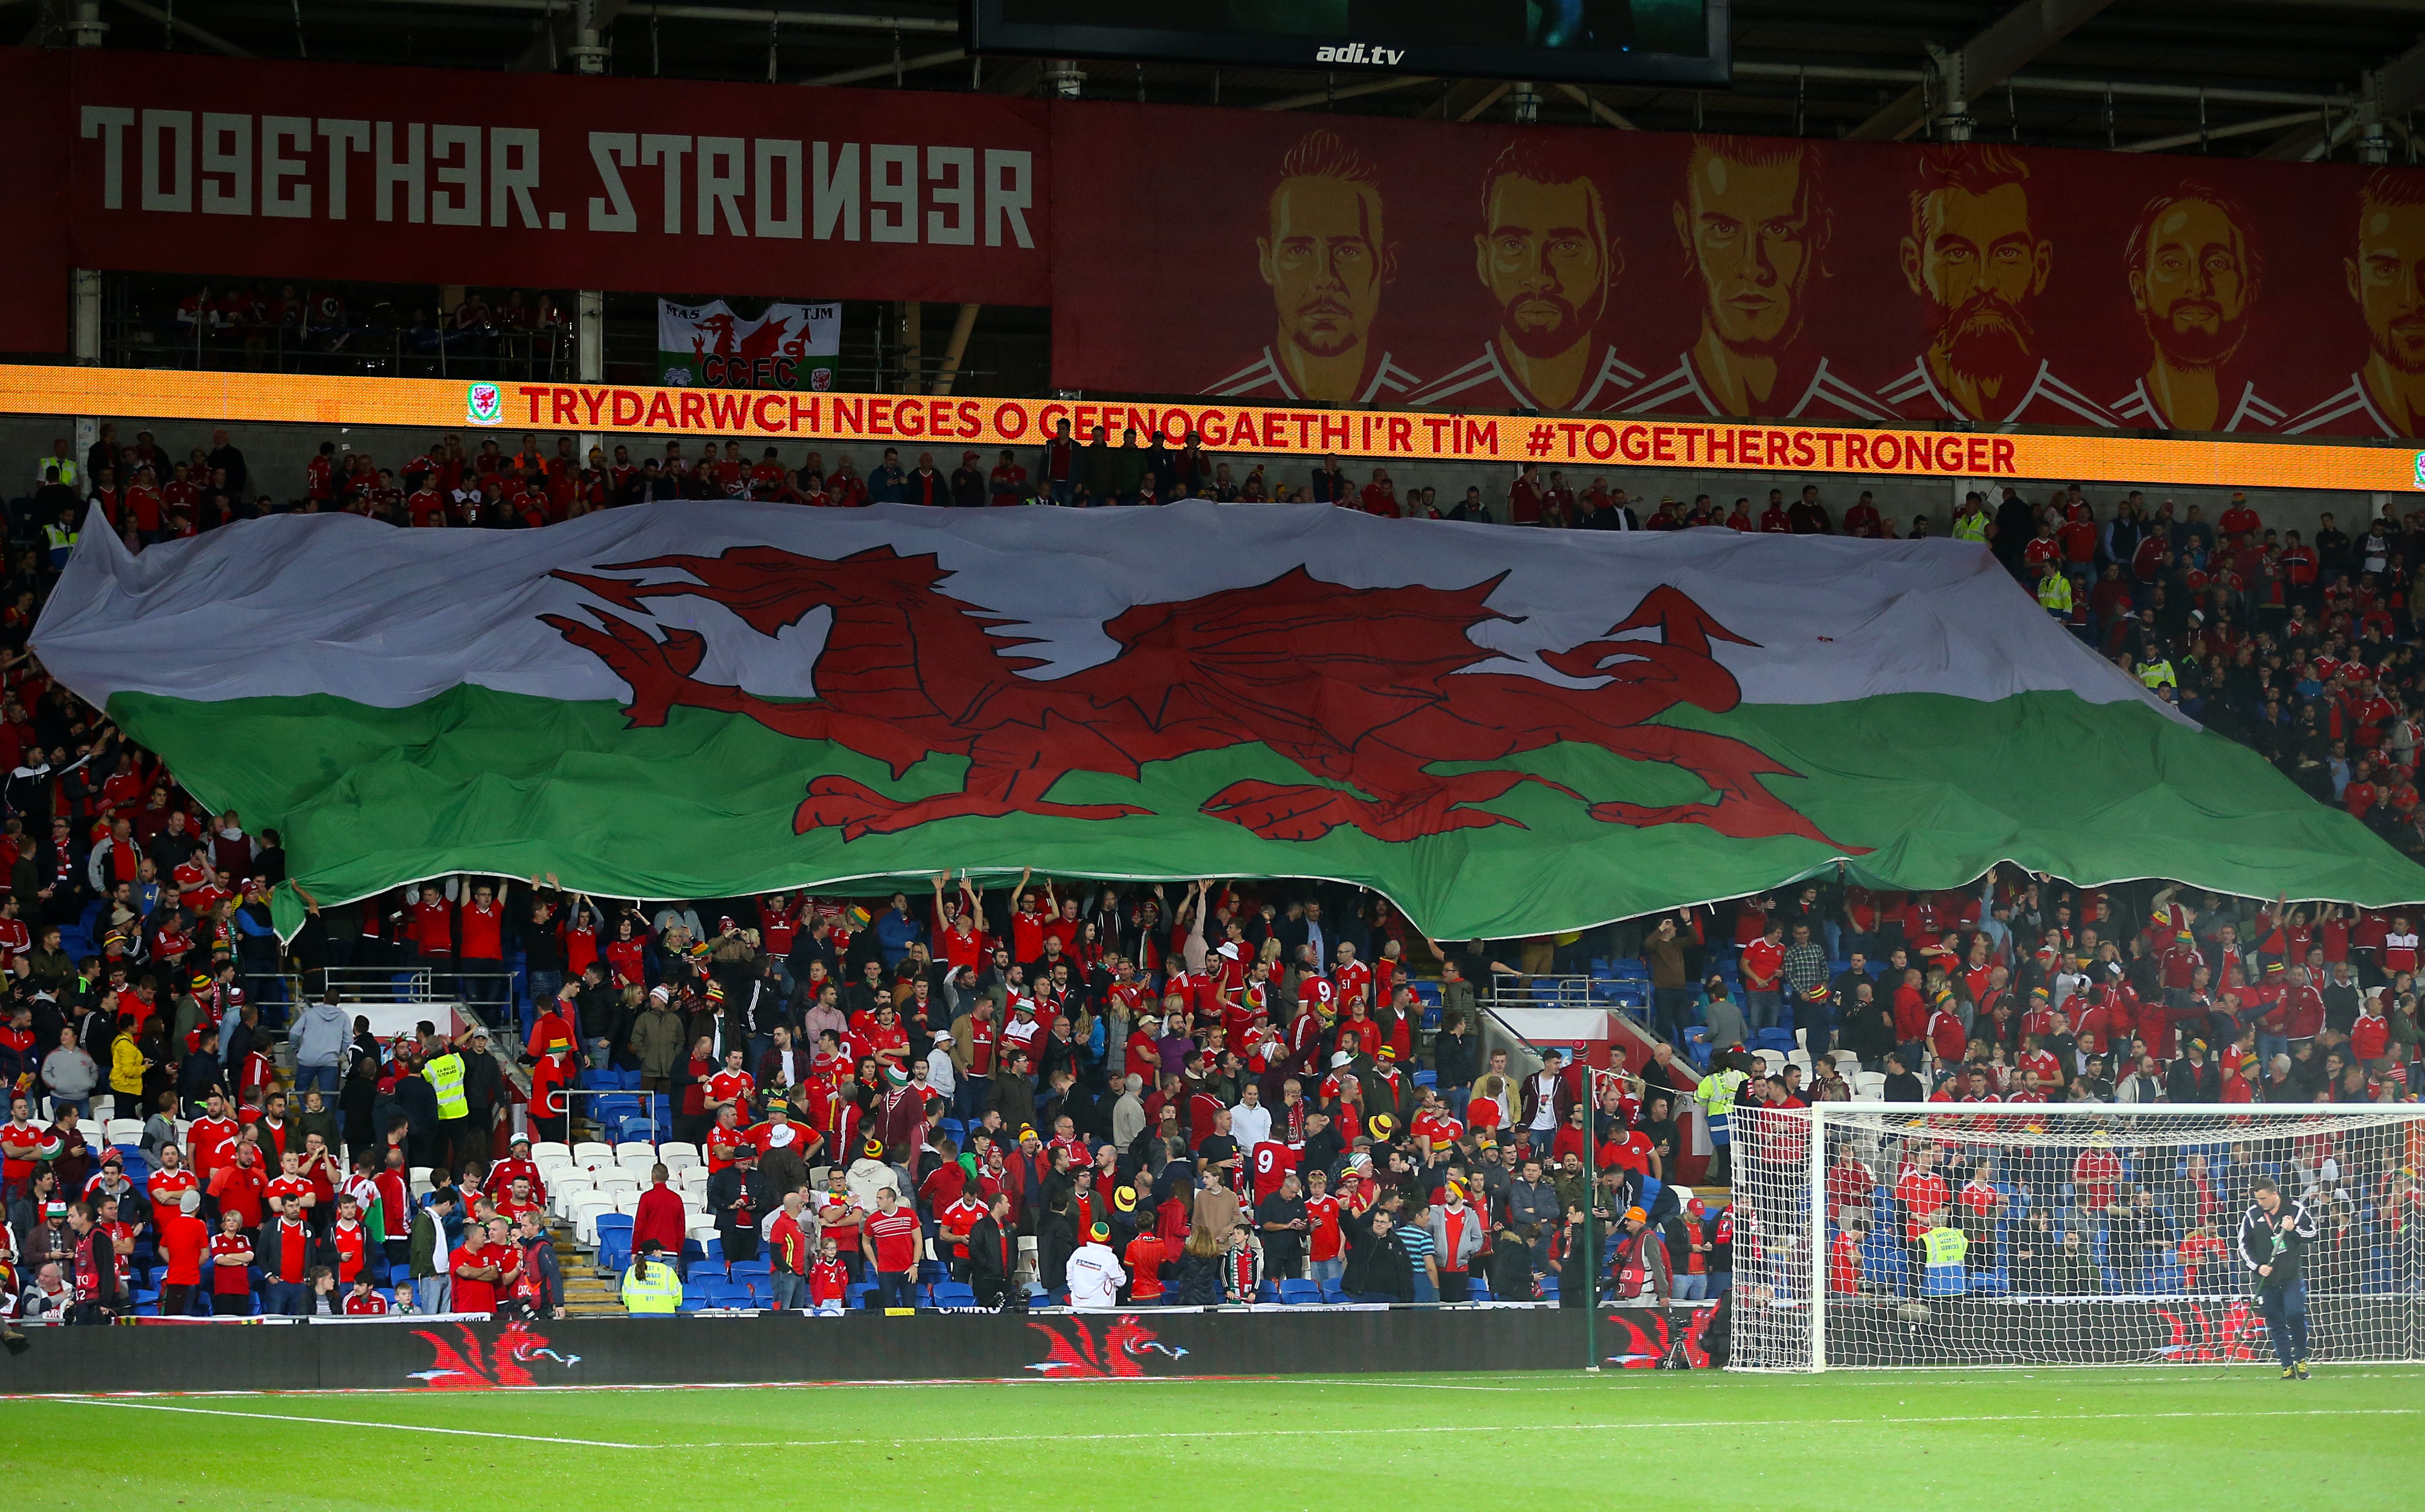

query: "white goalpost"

left=1725, top=1103, right=2425, bottom=1371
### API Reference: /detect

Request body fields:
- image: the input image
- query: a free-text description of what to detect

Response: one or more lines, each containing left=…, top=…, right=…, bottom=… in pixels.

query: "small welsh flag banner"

left=657, top=298, right=838, bottom=390
left=31, top=503, right=2425, bottom=941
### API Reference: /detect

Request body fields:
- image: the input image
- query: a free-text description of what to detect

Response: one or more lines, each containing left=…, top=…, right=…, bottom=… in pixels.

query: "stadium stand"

left=3, top=427, right=2423, bottom=1330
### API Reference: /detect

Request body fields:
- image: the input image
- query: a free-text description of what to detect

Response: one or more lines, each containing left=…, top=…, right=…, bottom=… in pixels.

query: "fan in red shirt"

left=155, top=1191, right=210, bottom=1316
left=861, top=1190, right=923, bottom=1305
left=2071, top=1142, right=2124, bottom=1209
left=452, top=1218, right=519, bottom=1315
left=208, top=1211, right=256, bottom=1314
left=210, top=1144, right=269, bottom=1230
left=1303, top=1171, right=1344, bottom=1272
left=1893, top=1152, right=1950, bottom=1242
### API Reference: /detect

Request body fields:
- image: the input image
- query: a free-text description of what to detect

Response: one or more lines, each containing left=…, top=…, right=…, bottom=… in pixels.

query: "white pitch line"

left=655, top=1406, right=2424, bottom=1451
left=61, top=1397, right=648, bottom=1448
left=48, top=1397, right=2422, bottom=1454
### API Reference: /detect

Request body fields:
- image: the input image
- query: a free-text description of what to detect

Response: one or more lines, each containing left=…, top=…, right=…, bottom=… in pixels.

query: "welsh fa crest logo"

left=467, top=383, right=504, bottom=427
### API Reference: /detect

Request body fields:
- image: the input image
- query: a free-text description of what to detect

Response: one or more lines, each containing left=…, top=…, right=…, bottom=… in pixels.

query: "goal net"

left=1725, top=1103, right=2425, bottom=1370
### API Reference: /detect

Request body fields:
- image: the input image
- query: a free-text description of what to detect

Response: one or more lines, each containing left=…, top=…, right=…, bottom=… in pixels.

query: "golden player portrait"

left=1411, top=138, right=1645, bottom=412
left=1206, top=129, right=1419, bottom=404
left=1624, top=134, right=1891, bottom=422
left=2287, top=169, right=2425, bottom=437
left=1879, top=145, right=2116, bottom=426
left=2111, top=184, right=2281, bottom=432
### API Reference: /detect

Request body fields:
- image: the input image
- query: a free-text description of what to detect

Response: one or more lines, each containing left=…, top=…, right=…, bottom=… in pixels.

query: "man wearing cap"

left=486, top=1136, right=549, bottom=1208
left=620, top=1239, right=683, bottom=1314
left=1612, top=1202, right=1672, bottom=1302
left=154, top=1186, right=209, bottom=1317
left=1066, top=1219, right=1127, bottom=1309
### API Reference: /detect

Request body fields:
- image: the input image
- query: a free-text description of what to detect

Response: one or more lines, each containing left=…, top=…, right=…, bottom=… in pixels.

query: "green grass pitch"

left=4, top=1366, right=2420, bottom=1509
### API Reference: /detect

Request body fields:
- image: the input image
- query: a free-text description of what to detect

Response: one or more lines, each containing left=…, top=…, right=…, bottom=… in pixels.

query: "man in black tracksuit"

left=2236, top=1177, right=2320, bottom=1378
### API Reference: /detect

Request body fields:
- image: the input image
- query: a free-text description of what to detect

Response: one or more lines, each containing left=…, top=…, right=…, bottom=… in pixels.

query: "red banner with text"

left=1049, top=101, right=2425, bottom=440
left=59, top=49, right=1050, bottom=310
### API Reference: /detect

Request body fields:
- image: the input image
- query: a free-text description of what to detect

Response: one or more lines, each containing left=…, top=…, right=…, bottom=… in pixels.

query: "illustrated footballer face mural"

left=1256, top=131, right=1398, bottom=403
left=1901, top=146, right=2053, bottom=420
left=1470, top=141, right=1621, bottom=409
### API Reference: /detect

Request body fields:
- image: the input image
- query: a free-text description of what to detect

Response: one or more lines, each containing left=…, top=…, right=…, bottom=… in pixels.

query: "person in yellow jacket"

left=621, top=1241, right=684, bottom=1313
left=1951, top=493, right=1992, bottom=543
left=108, top=1016, right=152, bottom=1104
left=2035, top=561, right=2073, bottom=617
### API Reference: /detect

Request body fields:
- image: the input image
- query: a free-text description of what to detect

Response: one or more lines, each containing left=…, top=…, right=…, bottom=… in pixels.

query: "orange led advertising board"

left=2, top=365, right=2418, bottom=493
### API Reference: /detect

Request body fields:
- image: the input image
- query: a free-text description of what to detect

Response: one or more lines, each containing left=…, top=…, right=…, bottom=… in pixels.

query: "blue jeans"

left=874, top=1272, right=917, bottom=1309
left=415, top=1274, right=452, bottom=1315
left=954, top=1079, right=987, bottom=1123
left=2260, top=1279, right=2309, bottom=1367
left=262, top=1280, right=306, bottom=1316
left=1671, top=1273, right=1708, bottom=1301
left=294, top=1064, right=340, bottom=1097
left=49, top=1097, right=90, bottom=1120
left=1308, top=1258, right=1345, bottom=1291
left=1745, top=990, right=1781, bottom=1034
left=1411, top=1272, right=1438, bottom=1303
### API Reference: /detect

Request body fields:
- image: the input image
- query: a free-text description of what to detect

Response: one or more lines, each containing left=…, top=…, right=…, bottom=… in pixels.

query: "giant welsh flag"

left=33, top=501, right=2425, bottom=938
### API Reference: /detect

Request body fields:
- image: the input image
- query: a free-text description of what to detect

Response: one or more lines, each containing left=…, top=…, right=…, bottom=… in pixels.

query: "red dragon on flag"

left=541, top=545, right=1852, bottom=850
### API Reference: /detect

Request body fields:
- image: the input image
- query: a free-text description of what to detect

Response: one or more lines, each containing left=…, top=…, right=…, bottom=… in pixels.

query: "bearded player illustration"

left=1411, top=139, right=1646, bottom=412
left=1207, top=129, right=1421, bottom=405
left=1878, top=145, right=2119, bottom=427
left=2286, top=169, right=2425, bottom=437
left=2109, top=184, right=2283, bottom=432
left=1625, top=135, right=1894, bottom=422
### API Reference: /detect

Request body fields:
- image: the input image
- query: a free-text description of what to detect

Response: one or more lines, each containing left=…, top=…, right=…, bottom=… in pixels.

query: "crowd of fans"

left=3, top=814, right=2421, bottom=1324
left=147, top=284, right=572, bottom=378
left=4, top=423, right=2423, bottom=1325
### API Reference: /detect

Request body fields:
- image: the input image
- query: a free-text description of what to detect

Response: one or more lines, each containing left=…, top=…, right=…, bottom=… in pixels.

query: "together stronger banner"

left=5, top=49, right=2425, bottom=442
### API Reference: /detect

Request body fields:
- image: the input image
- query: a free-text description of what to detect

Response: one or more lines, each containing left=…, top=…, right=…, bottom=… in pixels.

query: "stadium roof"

left=25, top=0, right=2425, bottom=160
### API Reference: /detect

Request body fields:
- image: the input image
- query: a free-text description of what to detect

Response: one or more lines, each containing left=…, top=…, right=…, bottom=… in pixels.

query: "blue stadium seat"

left=595, top=1216, right=633, bottom=1271
left=1411, top=1070, right=1437, bottom=1089
left=1682, top=1028, right=1712, bottom=1070
left=727, top=1256, right=771, bottom=1278
left=1277, top=1280, right=1321, bottom=1305
left=931, top=1281, right=977, bottom=1307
